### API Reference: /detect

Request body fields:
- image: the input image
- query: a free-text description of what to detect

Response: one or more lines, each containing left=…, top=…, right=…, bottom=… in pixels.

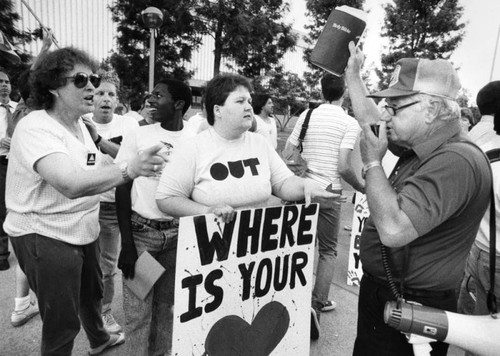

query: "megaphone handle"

left=412, top=342, right=432, bottom=356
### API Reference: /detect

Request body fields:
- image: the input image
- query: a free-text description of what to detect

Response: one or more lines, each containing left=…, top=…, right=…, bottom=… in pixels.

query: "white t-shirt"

left=475, top=135, right=500, bottom=255
left=254, top=114, right=278, bottom=149
left=288, top=104, right=360, bottom=189
left=115, top=121, right=196, bottom=220
left=4, top=110, right=102, bottom=245
left=86, top=113, right=139, bottom=203
left=156, top=127, right=293, bottom=210
left=188, top=112, right=209, bottom=134
left=469, top=115, right=495, bottom=147
left=124, top=110, right=144, bottom=122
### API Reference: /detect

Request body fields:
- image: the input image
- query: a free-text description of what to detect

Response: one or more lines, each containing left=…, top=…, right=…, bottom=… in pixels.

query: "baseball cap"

left=476, top=81, right=500, bottom=115
left=368, top=58, right=461, bottom=99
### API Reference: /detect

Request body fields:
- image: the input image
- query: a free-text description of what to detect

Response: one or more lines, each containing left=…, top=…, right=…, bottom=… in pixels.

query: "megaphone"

left=384, top=300, right=499, bottom=356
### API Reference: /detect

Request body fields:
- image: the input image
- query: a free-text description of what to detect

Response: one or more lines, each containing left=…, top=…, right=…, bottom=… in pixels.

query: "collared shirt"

left=361, top=124, right=492, bottom=291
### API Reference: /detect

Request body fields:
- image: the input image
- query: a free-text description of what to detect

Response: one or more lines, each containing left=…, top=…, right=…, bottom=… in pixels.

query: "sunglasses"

left=384, top=101, right=420, bottom=116
left=63, top=72, right=101, bottom=89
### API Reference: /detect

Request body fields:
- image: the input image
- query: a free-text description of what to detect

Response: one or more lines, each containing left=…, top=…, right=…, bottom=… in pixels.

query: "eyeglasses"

left=384, top=101, right=420, bottom=116
left=63, top=73, right=101, bottom=89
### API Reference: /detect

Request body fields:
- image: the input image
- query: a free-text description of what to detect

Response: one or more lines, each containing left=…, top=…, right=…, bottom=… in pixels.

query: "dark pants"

left=353, top=275, right=456, bottom=356
left=0, top=158, right=10, bottom=262
left=11, top=234, right=109, bottom=356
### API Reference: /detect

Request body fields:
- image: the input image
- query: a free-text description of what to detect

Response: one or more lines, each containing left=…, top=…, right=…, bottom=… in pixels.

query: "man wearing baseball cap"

left=344, top=42, right=492, bottom=355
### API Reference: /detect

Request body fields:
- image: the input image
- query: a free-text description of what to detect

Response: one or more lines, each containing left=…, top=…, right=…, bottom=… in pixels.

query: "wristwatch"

left=361, top=161, right=381, bottom=179
left=118, top=161, right=131, bottom=182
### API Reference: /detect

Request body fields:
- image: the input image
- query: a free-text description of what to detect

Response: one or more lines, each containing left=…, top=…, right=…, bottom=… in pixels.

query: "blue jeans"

left=458, top=243, right=500, bottom=316
left=312, top=190, right=341, bottom=308
left=0, top=159, right=10, bottom=262
left=98, top=202, right=120, bottom=314
left=11, top=234, right=109, bottom=356
left=122, top=213, right=178, bottom=356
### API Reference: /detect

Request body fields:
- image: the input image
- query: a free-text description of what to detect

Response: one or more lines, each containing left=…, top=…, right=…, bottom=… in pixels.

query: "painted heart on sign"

left=204, top=301, right=290, bottom=356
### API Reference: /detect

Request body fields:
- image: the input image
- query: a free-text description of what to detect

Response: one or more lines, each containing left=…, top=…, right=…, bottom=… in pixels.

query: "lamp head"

left=141, top=7, right=163, bottom=29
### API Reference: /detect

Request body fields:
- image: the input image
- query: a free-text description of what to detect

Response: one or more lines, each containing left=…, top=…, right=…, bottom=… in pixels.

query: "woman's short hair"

left=252, top=93, right=271, bottom=115
left=30, top=47, right=98, bottom=110
left=205, top=74, right=253, bottom=125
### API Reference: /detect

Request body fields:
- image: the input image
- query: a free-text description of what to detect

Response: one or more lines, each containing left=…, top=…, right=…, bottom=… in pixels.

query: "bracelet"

left=361, top=161, right=381, bottom=179
left=94, top=135, right=102, bottom=145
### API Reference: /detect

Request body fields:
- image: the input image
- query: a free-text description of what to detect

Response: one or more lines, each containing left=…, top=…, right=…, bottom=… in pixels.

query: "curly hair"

left=30, top=47, right=98, bottom=110
left=205, top=74, right=253, bottom=125
left=97, top=70, right=120, bottom=90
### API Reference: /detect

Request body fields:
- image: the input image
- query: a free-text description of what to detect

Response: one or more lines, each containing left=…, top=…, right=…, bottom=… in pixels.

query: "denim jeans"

left=0, top=159, right=10, bottom=262
left=11, top=234, right=109, bottom=356
left=122, top=213, right=178, bottom=356
left=312, top=190, right=341, bottom=308
left=98, top=202, right=120, bottom=314
left=458, top=243, right=500, bottom=316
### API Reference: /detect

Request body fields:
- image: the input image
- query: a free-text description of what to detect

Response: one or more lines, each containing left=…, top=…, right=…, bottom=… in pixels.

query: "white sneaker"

left=11, top=300, right=40, bottom=327
left=102, top=312, right=123, bottom=334
left=89, top=332, right=125, bottom=355
left=318, top=300, right=337, bottom=312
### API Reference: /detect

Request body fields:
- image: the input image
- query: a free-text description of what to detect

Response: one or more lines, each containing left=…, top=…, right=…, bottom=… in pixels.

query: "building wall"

left=14, top=0, right=310, bottom=82
left=14, top=0, right=116, bottom=61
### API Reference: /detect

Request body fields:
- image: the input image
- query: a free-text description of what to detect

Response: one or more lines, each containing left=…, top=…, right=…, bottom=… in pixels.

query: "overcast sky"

left=287, top=0, right=500, bottom=102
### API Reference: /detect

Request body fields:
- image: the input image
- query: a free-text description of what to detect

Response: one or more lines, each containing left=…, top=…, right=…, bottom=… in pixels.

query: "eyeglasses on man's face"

left=384, top=100, right=420, bottom=116
left=63, top=72, right=101, bottom=89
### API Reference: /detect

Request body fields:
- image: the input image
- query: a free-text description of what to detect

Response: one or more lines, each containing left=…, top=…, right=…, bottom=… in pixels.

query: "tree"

left=0, top=0, right=44, bottom=97
left=107, top=0, right=206, bottom=102
left=302, top=0, right=365, bottom=91
left=378, top=0, right=465, bottom=87
left=0, top=0, right=35, bottom=65
left=195, top=0, right=297, bottom=77
left=254, top=70, right=309, bottom=131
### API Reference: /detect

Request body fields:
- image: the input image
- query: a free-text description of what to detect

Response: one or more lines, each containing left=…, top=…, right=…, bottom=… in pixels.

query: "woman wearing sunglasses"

left=4, top=47, right=164, bottom=356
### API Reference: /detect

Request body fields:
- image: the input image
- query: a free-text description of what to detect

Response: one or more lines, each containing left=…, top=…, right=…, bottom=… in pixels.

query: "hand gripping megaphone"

left=384, top=300, right=500, bottom=356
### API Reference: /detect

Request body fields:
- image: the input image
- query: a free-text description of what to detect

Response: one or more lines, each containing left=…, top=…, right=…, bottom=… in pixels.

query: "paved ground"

left=0, top=128, right=466, bottom=355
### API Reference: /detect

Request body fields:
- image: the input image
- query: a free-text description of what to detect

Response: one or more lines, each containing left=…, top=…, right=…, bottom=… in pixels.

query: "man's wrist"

left=361, top=161, right=381, bottom=179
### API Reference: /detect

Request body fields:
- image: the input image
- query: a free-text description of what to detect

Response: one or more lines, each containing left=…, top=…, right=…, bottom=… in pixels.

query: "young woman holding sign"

left=156, top=73, right=344, bottom=222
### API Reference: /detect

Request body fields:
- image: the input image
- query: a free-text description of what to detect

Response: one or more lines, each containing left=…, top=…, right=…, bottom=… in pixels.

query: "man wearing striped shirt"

left=287, top=73, right=364, bottom=339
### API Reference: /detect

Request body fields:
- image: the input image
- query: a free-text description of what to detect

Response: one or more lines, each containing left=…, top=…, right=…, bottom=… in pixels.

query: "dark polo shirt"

left=360, top=124, right=491, bottom=291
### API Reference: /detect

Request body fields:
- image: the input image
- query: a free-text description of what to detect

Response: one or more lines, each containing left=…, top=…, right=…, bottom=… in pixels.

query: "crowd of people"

left=0, top=22, right=498, bottom=356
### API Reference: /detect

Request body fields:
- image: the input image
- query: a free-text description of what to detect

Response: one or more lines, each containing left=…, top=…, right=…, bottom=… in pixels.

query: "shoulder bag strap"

left=486, top=148, right=499, bottom=317
left=297, top=108, right=314, bottom=153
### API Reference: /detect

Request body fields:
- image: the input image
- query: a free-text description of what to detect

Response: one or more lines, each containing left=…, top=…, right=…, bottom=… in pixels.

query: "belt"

left=131, top=211, right=178, bottom=231
left=0, top=155, right=8, bottom=165
left=363, top=271, right=454, bottom=299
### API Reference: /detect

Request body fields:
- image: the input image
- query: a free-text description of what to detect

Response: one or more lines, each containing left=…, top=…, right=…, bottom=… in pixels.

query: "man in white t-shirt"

left=251, top=93, right=278, bottom=149
left=115, top=78, right=196, bottom=355
left=83, top=71, right=138, bottom=335
left=458, top=81, right=500, bottom=318
left=0, top=68, right=17, bottom=271
left=287, top=73, right=364, bottom=340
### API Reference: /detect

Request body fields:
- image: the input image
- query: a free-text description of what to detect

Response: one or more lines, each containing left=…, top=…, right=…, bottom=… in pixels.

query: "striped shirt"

left=288, top=104, right=360, bottom=189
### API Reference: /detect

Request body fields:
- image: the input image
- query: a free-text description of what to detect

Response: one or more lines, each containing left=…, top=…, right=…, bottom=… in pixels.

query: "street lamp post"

left=141, top=7, right=163, bottom=93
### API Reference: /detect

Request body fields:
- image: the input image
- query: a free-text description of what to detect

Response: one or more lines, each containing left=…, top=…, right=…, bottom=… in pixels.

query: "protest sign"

left=347, top=193, right=368, bottom=286
left=172, top=204, right=319, bottom=356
